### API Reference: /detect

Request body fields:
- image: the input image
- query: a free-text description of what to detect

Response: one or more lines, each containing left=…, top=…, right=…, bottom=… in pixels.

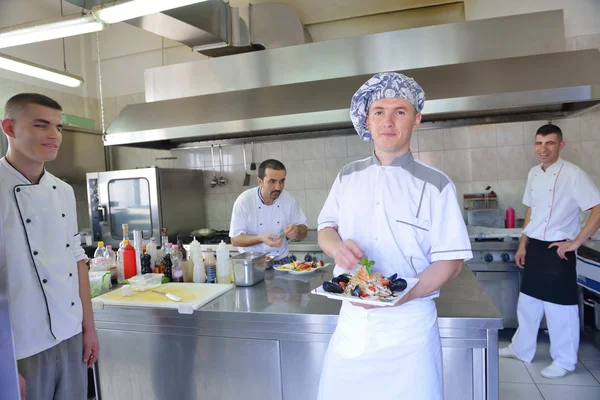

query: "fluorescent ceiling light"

left=0, top=14, right=105, bottom=49
left=93, top=0, right=209, bottom=24
left=0, top=53, right=84, bottom=87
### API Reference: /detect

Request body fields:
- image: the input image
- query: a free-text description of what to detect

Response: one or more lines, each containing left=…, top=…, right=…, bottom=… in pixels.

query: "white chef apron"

left=318, top=299, right=443, bottom=400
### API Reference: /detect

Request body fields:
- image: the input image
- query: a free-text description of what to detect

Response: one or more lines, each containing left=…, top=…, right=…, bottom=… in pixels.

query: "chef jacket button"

left=52, top=186, right=56, bottom=190
left=260, top=223, right=262, bottom=226
left=549, top=189, right=552, bottom=191
left=26, top=218, right=31, bottom=223
left=66, top=243, right=70, bottom=248
left=16, top=188, right=20, bottom=192
left=33, top=251, right=38, bottom=256
left=71, top=302, right=75, bottom=306
left=69, top=273, right=73, bottom=277
left=62, top=213, right=65, bottom=218
left=376, top=202, right=380, bottom=205
left=42, top=279, right=47, bottom=283
left=277, top=221, right=279, bottom=224
left=375, top=237, right=378, bottom=241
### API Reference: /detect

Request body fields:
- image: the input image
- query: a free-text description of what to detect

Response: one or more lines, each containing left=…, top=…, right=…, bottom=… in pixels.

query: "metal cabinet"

left=474, top=271, right=520, bottom=329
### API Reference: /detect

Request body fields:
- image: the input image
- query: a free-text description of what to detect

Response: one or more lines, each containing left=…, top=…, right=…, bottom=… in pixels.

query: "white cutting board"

left=92, top=283, right=234, bottom=314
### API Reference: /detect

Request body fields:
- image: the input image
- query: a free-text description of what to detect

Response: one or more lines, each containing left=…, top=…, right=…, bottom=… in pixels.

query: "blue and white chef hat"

left=350, top=72, right=425, bottom=141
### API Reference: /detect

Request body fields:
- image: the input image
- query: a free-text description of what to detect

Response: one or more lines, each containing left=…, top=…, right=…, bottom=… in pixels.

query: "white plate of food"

left=274, top=260, right=330, bottom=274
left=311, top=257, right=419, bottom=306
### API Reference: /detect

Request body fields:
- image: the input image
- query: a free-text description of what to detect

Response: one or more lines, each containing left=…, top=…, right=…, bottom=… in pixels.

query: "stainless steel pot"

left=231, top=252, right=268, bottom=286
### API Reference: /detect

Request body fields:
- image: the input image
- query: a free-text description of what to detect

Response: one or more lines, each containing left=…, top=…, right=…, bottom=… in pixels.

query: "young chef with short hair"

left=230, top=159, right=308, bottom=266
left=499, top=124, right=600, bottom=378
left=317, top=73, right=472, bottom=399
left=1, top=93, right=99, bottom=399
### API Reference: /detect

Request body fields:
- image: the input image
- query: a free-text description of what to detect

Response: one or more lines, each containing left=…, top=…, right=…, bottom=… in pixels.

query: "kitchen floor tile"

left=499, top=383, right=543, bottom=400
left=579, top=340, right=600, bottom=361
left=537, top=384, right=600, bottom=400
left=525, top=361, right=599, bottom=386
left=499, top=358, right=534, bottom=383
left=580, top=360, right=600, bottom=383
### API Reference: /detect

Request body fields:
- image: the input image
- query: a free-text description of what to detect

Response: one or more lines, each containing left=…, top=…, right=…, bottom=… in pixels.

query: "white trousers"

left=510, top=293, right=579, bottom=370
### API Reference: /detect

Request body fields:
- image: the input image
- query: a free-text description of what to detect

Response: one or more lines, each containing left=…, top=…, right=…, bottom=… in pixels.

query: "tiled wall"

left=164, top=105, right=600, bottom=230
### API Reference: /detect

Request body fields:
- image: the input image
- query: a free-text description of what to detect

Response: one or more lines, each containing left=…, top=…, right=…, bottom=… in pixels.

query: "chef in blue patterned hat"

left=317, top=72, right=472, bottom=399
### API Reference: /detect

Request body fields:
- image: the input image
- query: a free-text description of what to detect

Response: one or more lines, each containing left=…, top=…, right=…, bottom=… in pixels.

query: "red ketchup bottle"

left=505, top=207, right=516, bottom=228
left=122, top=240, right=137, bottom=279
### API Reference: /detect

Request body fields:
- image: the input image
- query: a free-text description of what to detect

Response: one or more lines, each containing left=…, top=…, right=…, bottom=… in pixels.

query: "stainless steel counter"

left=93, top=265, right=501, bottom=400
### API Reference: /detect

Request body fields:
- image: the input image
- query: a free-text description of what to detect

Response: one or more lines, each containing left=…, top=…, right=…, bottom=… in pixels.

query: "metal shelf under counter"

left=92, top=266, right=501, bottom=400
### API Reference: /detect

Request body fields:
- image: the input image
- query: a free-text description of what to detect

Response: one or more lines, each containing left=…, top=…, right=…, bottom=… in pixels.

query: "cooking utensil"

left=210, top=145, right=218, bottom=188
left=250, top=141, right=256, bottom=171
left=191, top=228, right=215, bottom=237
left=242, top=143, right=251, bottom=186
left=152, top=289, right=182, bottom=302
left=230, top=251, right=268, bottom=286
left=218, top=145, right=227, bottom=186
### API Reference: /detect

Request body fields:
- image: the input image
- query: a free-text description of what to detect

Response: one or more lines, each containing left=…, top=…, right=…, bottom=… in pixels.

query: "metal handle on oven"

left=97, top=205, right=106, bottom=222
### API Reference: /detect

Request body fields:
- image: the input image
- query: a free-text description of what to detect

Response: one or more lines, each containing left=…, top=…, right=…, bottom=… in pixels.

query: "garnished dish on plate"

left=312, top=256, right=419, bottom=306
left=274, top=260, right=328, bottom=274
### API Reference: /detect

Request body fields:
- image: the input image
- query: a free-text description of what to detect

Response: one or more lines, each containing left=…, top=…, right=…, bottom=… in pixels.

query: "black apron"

left=520, top=238, right=578, bottom=305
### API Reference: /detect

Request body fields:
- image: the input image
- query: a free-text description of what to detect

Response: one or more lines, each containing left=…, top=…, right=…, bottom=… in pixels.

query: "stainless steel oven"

left=86, top=167, right=205, bottom=248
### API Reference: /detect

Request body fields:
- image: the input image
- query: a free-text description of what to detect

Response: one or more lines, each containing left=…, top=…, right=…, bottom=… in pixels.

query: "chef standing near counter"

left=230, top=159, right=308, bottom=265
left=317, top=73, right=472, bottom=399
left=499, top=124, right=600, bottom=378
left=0, top=93, right=99, bottom=399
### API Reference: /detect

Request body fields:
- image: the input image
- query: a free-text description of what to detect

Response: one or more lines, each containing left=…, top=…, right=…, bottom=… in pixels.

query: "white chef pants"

left=510, top=293, right=579, bottom=371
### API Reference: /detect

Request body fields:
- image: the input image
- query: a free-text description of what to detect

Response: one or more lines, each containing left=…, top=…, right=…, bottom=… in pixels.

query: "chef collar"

left=257, top=186, right=278, bottom=206
left=371, top=150, right=415, bottom=168
left=0, top=157, right=49, bottom=186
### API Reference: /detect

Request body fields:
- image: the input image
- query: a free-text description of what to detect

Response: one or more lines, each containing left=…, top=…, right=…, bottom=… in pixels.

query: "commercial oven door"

left=473, top=271, right=520, bottom=329
left=93, top=168, right=161, bottom=248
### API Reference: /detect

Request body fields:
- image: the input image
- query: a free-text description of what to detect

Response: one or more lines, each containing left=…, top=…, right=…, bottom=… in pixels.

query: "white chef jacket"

left=0, top=157, right=87, bottom=360
left=318, top=152, right=472, bottom=305
left=229, top=187, right=307, bottom=260
left=523, top=158, right=600, bottom=242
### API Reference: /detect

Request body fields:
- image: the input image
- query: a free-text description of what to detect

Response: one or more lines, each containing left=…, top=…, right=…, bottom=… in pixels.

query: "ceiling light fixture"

left=0, top=52, right=84, bottom=87
left=92, top=0, right=209, bottom=24
left=0, top=14, right=105, bottom=49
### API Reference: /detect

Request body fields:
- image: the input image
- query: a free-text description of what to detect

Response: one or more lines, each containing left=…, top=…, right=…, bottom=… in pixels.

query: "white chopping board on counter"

left=92, top=283, right=234, bottom=314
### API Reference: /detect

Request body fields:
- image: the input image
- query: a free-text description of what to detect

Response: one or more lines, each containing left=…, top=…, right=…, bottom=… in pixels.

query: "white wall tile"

left=324, top=136, right=348, bottom=158
left=553, top=118, right=581, bottom=142
left=443, top=126, right=470, bottom=150
left=453, top=182, right=473, bottom=220
left=580, top=107, right=600, bottom=141
left=418, top=129, right=444, bottom=151
left=469, top=124, right=497, bottom=148
left=522, top=120, right=547, bottom=143
left=444, top=149, right=471, bottom=181
left=470, top=148, right=498, bottom=181
left=418, top=151, right=445, bottom=171
left=523, top=145, right=540, bottom=170
left=581, top=141, right=600, bottom=176
left=222, top=144, right=244, bottom=166
left=496, top=123, right=524, bottom=146
left=302, top=138, right=326, bottom=159
left=304, top=189, right=328, bottom=230
left=282, top=160, right=305, bottom=190
left=205, top=193, right=227, bottom=221
left=224, top=164, right=247, bottom=193
left=304, top=159, right=327, bottom=189
left=286, top=190, right=306, bottom=214
left=497, top=180, right=527, bottom=218
left=260, top=141, right=282, bottom=162
left=410, top=130, right=419, bottom=153
left=575, top=33, right=600, bottom=50
left=560, top=142, right=582, bottom=166
left=281, top=140, right=304, bottom=161
left=325, top=157, right=349, bottom=188
left=497, top=146, right=526, bottom=180
left=347, top=135, right=372, bottom=157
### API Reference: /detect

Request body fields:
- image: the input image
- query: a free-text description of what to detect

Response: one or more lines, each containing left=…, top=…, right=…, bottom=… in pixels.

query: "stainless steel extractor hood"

left=104, top=10, right=600, bottom=149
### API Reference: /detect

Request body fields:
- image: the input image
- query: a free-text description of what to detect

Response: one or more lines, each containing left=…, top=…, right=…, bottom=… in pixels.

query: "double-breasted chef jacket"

left=230, top=187, right=307, bottom=260
left=0, top=157, right=87, bottom=360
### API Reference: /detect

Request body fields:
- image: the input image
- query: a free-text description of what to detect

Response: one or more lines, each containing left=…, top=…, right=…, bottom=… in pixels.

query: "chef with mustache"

left=230, top=159, right=308, bottom=266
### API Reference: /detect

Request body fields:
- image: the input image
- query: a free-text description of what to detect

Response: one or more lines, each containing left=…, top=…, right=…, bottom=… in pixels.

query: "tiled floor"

left=499, top=330, right=600, bottom=400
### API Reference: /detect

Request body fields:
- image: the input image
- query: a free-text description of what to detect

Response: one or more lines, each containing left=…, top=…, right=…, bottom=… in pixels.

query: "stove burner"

left=197, top=230, right=231, bottom=245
